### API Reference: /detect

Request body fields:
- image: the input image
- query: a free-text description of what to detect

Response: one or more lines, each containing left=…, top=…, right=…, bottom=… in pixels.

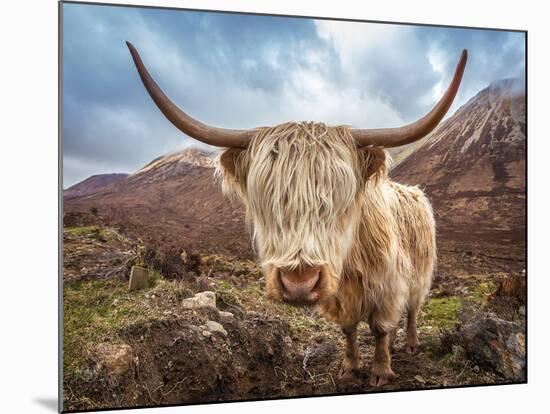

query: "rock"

left=94, top=343, right=134, bottom=378
left=181, top=291, right=216, bottom=309
left=181, top=298, right=196, bottom=309
left=196, top=291, right=216, bottom=307
left=414, top=375, right=426, bottom=384
left=218, top=311, right=234, bottom=320
left=202, top=330, right=212, bottom=338
left=460, top=315, right=525, bottom=381
left=206, top=320, right=227, bottom=337
left=128, top=266, right=149, bottom=290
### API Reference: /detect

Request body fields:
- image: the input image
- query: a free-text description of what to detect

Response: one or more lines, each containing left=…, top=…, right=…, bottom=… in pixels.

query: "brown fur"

left=217, top=122, right=436, bottom=385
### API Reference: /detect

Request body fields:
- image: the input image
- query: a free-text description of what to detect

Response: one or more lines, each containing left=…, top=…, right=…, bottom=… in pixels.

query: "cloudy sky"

left=62, top=2, right=525, bottom=188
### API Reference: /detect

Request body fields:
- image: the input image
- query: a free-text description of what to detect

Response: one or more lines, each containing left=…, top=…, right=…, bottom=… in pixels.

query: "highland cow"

left=127, top=41, right=467, bottom=386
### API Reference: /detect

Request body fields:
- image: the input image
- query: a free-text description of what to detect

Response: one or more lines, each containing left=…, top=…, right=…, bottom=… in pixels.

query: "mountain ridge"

left=392, top=77, right=525, bottom=256
left=64, top=173, right=129, bottom=200
left=65, top=78, right=525, bottom=257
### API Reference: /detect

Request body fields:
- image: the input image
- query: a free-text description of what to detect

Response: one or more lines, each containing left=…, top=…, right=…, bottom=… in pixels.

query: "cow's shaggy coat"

left=218, top=121, right=436, bottom=385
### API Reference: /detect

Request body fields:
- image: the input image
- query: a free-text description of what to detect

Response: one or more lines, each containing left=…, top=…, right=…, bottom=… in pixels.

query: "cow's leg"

left=389, top=327, right=398, bottom=354
left=369, top=328, right=396, bottom=387
left=406, top=307, right=420, bottom=354
left=338, top=323, right=360, bottom=380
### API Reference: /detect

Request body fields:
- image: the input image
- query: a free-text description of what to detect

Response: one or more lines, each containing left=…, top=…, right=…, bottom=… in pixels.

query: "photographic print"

left=61, top=1, right=526, bottom=411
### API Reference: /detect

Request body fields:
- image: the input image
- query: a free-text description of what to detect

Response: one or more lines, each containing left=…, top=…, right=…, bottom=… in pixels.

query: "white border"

left=1, top=1, right=547, bottom=413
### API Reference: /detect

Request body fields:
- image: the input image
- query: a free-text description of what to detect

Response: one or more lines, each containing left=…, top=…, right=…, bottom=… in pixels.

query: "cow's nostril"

left=279, top=266, right=321, bottom=302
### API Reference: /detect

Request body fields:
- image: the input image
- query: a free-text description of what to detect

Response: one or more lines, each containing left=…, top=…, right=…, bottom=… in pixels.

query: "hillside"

left=64, top=149, right=250, bottom=257
left=63, top=173, right=129, bottom=200
left=392, top=78, right=525, bottom=257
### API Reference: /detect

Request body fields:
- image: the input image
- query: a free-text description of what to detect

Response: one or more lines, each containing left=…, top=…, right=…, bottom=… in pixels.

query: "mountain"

left=63, top=173, right=129, bottom=200
left=391, top=78, right=526, bottom=257
left=64, top=149, right=251, bottom=257
left=64, top=80, right=526, bottom=258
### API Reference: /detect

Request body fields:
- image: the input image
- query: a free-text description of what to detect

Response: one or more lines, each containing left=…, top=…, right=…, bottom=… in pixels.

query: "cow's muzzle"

left=278, top=265, right=323, bottom=305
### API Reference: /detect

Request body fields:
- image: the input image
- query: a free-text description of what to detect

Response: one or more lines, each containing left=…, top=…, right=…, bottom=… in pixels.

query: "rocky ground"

left=62, top=216, right=526, bottom=412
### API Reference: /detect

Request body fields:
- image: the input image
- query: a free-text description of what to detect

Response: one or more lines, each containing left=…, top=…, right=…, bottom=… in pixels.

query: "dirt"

left=62, top=222, right=525, bottom=412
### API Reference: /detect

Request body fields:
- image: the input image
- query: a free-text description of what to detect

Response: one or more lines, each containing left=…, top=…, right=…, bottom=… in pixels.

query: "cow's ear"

left=359, top=147, right=388, bottom=181
left=219, top=148, right=242, bottom=179
left=218, top=148, right=248, bottom=199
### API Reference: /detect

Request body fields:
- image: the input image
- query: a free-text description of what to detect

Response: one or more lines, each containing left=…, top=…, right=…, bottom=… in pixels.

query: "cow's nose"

left=279, top=266, right=321, bottom=303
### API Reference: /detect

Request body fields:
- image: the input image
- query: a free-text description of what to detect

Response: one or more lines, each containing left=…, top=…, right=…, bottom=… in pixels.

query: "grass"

left=64, top=226, right=111, bottom=242
left=201, top=254, right=262, bottom=278
left=212, top=272, right=324, bottom=334
left=244, top=284, right=263, bottom=297
left=63, top=272, right=187, bottom=378
left=436, top=344, right=467, bottom=369
left=217, top=280, right=232, bottom=291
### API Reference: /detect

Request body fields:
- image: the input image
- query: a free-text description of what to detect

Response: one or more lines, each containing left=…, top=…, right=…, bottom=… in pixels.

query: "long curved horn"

left=352, top=49, right=468, bottom=148
left=126, top=41, right=252, bottom=148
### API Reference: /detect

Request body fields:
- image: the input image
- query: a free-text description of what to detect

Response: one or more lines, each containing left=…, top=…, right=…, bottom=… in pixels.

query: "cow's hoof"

left=369, top=373, right=393, bottom=387
left=338, top=367, right=359, bottom=381
left=369, top=368, right=396, bottom=387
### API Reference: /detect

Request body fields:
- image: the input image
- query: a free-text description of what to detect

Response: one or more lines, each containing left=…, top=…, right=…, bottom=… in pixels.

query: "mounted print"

left=60, top=1, right=526, bottom=411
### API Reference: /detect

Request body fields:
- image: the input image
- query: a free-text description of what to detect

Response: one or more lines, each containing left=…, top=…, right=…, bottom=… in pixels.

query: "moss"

left=244, top=284, right=262, bottom=297
left=421, top=296, right=462, bottom=330
left=63, top=271, right=186, bottom=378
left=64, top=226, right=111, bottom=242
left=289, top=315, right=327, bottom=333
left=470, top=281, right=496, bottom=304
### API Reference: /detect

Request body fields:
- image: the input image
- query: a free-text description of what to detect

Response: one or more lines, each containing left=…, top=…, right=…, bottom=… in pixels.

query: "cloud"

left=62, top=3, right=525, bottom=187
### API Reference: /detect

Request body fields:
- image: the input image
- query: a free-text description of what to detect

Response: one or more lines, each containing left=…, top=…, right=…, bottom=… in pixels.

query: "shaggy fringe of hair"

left=237, top=122, right=366, bottom=274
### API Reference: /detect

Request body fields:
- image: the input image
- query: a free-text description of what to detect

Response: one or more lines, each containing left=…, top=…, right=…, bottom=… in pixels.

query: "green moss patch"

left=421, top=296, right=462, bottom=330
left=289, top=315, right=327, bottom=333
left=470, top=281, right=496, bottom=304
left=64, top=226, right=112, bottom=242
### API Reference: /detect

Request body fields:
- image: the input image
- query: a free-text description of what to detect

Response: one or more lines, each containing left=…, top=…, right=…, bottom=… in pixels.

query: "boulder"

left=94, top=343, right=134, bottom=378
left=218, top=311, right=234, bottom=320
left=128, top=266, right=149, bottom=290
left=460, top=315, right=525, bottom=381
left=181, top=291, right=216, bottom=309
left=205, top=320, right=227, bottom=337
